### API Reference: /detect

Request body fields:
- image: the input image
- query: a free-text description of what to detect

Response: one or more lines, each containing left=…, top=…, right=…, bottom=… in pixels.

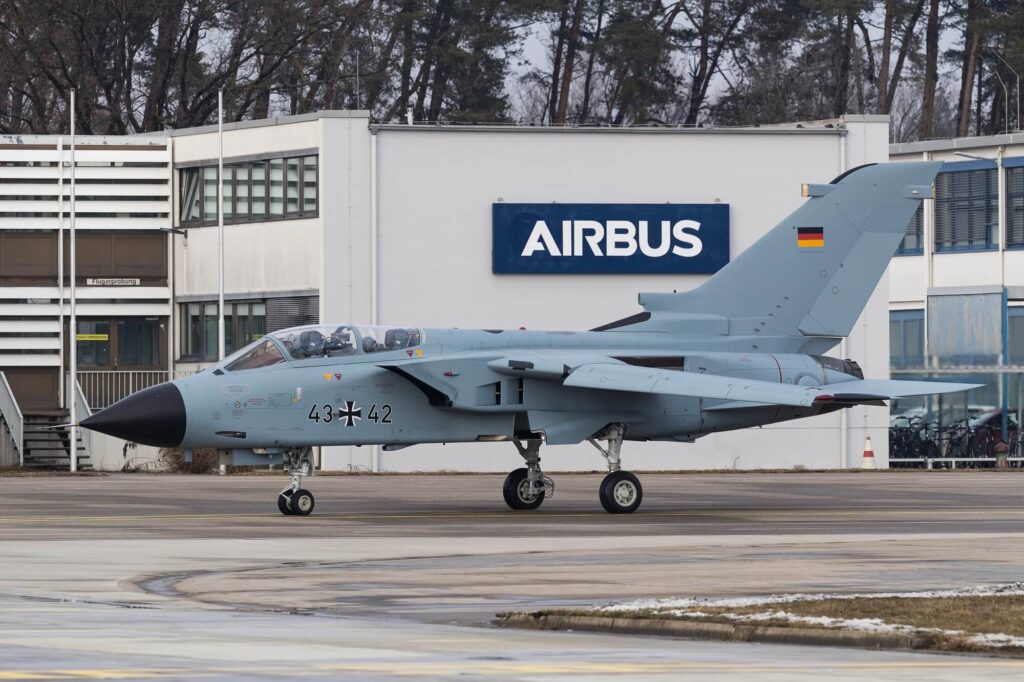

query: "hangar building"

left=0, top=112, right=894, bottom=471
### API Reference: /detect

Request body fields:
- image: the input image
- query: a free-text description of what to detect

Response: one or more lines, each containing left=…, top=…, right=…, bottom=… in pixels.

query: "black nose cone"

left=81, top=382, right=186, bottom=448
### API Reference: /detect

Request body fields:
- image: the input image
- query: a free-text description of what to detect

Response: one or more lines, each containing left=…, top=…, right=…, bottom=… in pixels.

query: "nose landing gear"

left=278, top=447, right=316, bottom=516
left=503, top=438, right=554, bottom=510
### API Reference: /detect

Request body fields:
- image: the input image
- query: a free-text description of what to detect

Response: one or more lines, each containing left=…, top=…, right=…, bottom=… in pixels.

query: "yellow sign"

left=76, top=333, right=108, bottom=341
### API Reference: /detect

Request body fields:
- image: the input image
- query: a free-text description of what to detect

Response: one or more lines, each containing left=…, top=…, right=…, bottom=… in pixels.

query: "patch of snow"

left=593, top=582, right=1024, bottom=651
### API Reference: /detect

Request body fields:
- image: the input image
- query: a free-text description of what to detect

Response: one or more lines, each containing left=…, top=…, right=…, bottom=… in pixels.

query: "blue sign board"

left=492, top=203, right=730, bottom=274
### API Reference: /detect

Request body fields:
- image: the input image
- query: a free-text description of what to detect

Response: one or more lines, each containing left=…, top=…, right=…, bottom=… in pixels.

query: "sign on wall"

left=492, top=203, right=729, bottom=274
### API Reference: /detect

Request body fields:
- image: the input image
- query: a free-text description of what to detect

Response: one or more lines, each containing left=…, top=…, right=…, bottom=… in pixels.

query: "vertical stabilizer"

left=638, top=161, right=941, bottom=339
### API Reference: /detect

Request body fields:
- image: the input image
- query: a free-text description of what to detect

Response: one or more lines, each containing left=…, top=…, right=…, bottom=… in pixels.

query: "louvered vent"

left=265, top=295, right=319, bottom=332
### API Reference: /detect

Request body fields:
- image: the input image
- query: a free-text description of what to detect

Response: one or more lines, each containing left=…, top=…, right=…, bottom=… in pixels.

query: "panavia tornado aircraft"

left=82, top=161, right=978, bottom=516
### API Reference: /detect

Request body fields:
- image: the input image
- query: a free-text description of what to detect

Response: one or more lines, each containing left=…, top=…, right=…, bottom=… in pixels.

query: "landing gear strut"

left=503, top=438, right=554, bottom=510
left=278, top=447, right=315, bottom=516
left=588, top=424, right=642, bottom=514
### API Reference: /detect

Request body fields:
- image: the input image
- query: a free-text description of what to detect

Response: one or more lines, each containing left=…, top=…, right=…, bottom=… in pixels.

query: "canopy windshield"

left=271, top=325, right=424, bottom=359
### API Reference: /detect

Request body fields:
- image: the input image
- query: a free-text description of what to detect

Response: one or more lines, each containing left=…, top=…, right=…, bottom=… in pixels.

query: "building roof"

left=891, top=131, right=1024, bottom=155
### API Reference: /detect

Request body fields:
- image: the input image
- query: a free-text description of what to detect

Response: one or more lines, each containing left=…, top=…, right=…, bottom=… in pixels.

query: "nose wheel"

left=503, top=438, right=554, bottom=510
left=278, top=447, right=316, bottom=516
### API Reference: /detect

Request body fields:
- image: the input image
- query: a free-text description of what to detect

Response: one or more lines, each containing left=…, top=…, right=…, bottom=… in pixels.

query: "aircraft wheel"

left=599, top=471, right=643, bottom=514
left=288, top=489, right=315, bottom=516
left=277, top=491, right=295, bottom=516
left=502, top=468, right=544, bottom=510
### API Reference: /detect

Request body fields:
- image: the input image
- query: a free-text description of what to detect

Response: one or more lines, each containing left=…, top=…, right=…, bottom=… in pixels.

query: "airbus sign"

left=492, top=203, right=729, bottom=274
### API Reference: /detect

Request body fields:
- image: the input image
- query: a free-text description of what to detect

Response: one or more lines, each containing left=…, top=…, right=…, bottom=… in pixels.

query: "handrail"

left=68, top=372, right=92, bottom=459
left=0, top=372, right=24, bottom=466
left=76, top=370, right=195, bottom=410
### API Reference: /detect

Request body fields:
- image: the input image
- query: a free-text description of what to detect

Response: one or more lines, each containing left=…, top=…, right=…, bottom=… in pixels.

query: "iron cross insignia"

left=340, top=400, right=362, bottom=427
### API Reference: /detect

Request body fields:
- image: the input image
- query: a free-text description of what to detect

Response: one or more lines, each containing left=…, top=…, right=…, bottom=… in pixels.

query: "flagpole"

left=69, top=89, right=77, bottom=473
left=218, top=89, right=225, bottom=360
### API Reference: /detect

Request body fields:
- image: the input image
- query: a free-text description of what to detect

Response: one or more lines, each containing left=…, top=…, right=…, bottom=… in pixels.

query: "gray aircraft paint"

left=83, top=161, right=978, bottom=459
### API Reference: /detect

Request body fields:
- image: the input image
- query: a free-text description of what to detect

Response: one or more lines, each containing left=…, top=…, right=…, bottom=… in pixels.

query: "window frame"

left=890, top=309, right=925, bottom=370
left=178, top=300, right=268, bottom=362
left=178, top=154, right=318, bottom=227
left=933, top=167, right=998, bottom=253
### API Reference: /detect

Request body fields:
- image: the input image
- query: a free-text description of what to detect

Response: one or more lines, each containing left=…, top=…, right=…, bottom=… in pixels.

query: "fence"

left=75, top=370, right=195, bottom=410
left=0, top=372, right=23, bottom=467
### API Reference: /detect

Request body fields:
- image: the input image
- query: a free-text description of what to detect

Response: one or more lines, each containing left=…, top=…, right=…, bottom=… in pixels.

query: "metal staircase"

left=22, top=413, right=91, bottom=470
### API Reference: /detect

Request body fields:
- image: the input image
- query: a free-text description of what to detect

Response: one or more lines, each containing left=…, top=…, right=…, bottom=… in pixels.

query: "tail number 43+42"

left=307, top=401, right=392, bottom=427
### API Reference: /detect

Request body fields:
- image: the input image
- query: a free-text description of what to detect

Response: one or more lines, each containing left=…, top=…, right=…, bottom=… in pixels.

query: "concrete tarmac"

left=1, top=471, right=1023, bottom=679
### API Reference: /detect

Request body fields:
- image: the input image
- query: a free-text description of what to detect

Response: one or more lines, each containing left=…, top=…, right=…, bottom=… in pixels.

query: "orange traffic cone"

left=861, top=436, right=877, bottom=470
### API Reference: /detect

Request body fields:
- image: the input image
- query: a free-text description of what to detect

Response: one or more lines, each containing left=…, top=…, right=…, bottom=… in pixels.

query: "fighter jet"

left=82, top=161, right=977, bottom=516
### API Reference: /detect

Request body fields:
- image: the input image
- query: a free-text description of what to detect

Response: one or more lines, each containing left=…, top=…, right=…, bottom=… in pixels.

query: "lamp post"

left=217, top=88, right=225, bottom=360
left=994, top=53, right=1020, bottom=132
left=68, top=89, right=77, bottom=473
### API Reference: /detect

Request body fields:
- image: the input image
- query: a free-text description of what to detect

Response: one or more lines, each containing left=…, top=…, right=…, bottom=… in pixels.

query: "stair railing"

left=0, top=372, right=24, bottom=467
left=67, top=372, right=93, bottom=461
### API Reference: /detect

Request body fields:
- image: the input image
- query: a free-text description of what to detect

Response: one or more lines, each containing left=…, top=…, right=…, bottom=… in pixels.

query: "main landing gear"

left=278, top=447, right=316, bottom=516
left=589, top=424, right=643, bottom=514
left=501, top=424, right=643, bottom=514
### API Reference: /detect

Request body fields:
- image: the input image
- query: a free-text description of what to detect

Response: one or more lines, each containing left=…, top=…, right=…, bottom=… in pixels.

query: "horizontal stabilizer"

left=564, top=363, right=826, bottom=407
left=826, top=378, right=982, bottom=399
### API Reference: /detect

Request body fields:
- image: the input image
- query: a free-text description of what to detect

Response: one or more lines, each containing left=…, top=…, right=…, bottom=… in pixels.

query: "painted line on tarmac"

left=1, top=506, right=1024, bottom=525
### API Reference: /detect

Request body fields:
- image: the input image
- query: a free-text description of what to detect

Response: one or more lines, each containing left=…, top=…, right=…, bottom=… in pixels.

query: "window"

left=179, top=154, right=318, bottom=226
left=934, top=168, right=997, bottom=252
left=179, top=300, right=268, bottom=361
left=222, top=166, right=234, bottom=220
left=1007, top=166, right=1024, bottom=248
left=269, top=159, right=285, bottom=217
left=890, top=310, right=924, bottom=369
left=116, top=318, right=159, bottom=367
left=897, top=204, right=924, bottom=255
left=203, top=167, right=218, bottom=222
left=77, top=321, right=111, bottom=367
left=286, top=157, right=300, bottom=215
left=303, top=156, right=317, bottom=214
left=1010, top=308, right=1024, bottom=366
left=181, top=168, right=201, bottom=222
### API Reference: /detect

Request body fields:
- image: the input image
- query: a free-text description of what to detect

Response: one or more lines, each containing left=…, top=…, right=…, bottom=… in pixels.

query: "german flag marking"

left=797, top=226, right=824, bottom=248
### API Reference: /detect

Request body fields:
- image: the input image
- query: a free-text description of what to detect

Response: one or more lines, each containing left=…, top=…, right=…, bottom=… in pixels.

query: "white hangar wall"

left=321, top=114, right=892, bottom=472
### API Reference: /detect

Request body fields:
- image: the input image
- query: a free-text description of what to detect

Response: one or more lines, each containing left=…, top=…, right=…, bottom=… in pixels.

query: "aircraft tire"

left=599, top=471, right=643, bottom=514
left=502, top=468, right=544, bottom=510
left=277, top=491, right=295, bottom=516
left=289, top=489, right=316, bottom=516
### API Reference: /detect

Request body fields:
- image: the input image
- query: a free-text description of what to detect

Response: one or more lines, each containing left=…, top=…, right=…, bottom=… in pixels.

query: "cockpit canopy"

left=224, top=324, right=425, bottom=371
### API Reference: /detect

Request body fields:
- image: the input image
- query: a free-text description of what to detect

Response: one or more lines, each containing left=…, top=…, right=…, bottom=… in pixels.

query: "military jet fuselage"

left=83, top=161, right=979, bottom=515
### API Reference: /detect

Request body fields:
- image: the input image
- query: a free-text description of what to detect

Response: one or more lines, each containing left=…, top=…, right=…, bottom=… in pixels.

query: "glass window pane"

left=904, top=319, right=922, bottom=365
left=77, top=320, right=110, bottom=367
left=204, top=303, right=218, bottom=361
left=1010, top=313, right=1024, bottom=365
left=117, top=318, right=159, bottom=367
left=269, top=159, right=284, bottom=217
left=252, top=303, right=266, bottom=340
left=181, top=168, right=201, bottom=223
left=236, top=164, right=250, bottom=220
left=187, top=303, right=201, bottom=357
left=203, top=167, right=218, bottom=222
left=225, top=305, right=235, bottom=355
left=303, top=156, right=317, bottom=214
left=286, top=158, right=300, bottom=215
left=890, top=320, right=901, bottom=366
left=222, top=166, right=234, bottom=220
left=252, top=162, right=266, bottom=217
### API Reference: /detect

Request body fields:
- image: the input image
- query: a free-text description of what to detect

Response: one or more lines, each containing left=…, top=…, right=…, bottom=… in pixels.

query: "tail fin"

left=638, top=161, right=941, bottom=338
